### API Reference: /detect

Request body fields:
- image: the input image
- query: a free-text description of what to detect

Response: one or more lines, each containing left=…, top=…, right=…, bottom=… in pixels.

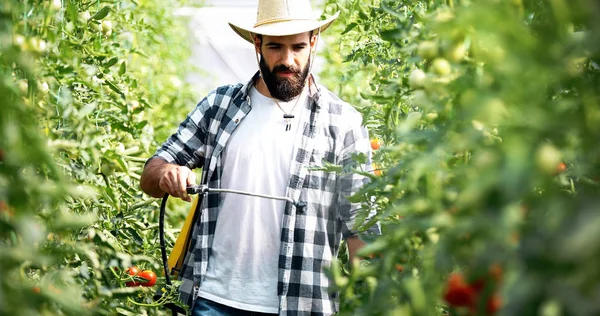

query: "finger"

left=159, top=175, right=172, bottom=195
left=178, top=169, right=189, bottom=200
left=165, top=170, right=180, bottom=197
left=187, top=171, right=197, bottom=187
left=183, top=170, right=195, bottom=203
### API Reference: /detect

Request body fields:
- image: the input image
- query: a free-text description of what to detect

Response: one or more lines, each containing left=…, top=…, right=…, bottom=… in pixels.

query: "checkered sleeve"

left=337, top=114, right=381, bottom=239
left=152, top=97, right=212, bottom=169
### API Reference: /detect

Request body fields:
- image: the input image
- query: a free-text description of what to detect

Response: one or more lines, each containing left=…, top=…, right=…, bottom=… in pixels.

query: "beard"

left=259, top=53, right=310, bottom=102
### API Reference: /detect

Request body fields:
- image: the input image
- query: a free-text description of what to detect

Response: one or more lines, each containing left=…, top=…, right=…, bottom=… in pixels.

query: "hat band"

left=254, top=17, right=316, bottom=28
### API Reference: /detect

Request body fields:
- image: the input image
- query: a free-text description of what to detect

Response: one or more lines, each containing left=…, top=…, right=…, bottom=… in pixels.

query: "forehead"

left=261, top=32, right=311, bottom=44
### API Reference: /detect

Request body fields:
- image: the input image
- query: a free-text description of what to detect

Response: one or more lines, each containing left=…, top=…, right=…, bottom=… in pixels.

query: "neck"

left=255, top=77, right=272, bottom=98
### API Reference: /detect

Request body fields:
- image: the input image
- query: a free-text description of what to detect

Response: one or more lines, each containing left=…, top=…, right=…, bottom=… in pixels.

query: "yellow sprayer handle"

left=167, top=195, right=200, bottom=277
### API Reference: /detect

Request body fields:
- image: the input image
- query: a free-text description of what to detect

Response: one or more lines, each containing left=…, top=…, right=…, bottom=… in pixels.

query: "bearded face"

left=259, top=51, right=310, bottom=102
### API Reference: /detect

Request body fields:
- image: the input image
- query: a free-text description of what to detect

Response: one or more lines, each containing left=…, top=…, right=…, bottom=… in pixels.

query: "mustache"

left=273, top=64, right=300, bottom=74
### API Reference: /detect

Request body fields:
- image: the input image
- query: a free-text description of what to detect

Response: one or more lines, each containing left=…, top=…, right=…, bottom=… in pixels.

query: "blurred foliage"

left=1, top=0, right=201, bottom=314
left=3, top=0, right=600, bottom=315
left=320, top=0, right=600, bottom=315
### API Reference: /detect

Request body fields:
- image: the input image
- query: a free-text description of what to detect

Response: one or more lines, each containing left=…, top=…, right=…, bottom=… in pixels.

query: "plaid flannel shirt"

left=152, top=72, right=381, bottom=315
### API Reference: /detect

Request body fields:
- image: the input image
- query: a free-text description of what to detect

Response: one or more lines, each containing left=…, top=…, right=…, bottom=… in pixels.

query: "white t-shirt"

left=197, top=86, right=307, bottom=313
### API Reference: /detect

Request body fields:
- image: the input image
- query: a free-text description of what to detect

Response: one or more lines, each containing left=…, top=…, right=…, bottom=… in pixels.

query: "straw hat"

left=229, top=0, right=340, bottom=44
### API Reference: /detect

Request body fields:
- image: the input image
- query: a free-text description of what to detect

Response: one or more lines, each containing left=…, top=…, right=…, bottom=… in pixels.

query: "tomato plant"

left=321, top=0, right=600, bottom=315
left=1, top=0, right=200, bottom=314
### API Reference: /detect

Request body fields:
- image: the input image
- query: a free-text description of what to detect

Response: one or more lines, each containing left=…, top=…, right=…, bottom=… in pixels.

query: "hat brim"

left=229, top=11, right=340, bottom=44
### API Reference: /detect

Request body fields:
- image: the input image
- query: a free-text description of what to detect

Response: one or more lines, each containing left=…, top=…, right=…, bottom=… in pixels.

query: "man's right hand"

left=140, top=158, right=196, bottom=202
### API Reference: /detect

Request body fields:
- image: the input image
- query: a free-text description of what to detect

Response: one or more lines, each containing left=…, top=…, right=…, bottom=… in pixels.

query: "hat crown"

left=255, top=0, right=316, bottom=26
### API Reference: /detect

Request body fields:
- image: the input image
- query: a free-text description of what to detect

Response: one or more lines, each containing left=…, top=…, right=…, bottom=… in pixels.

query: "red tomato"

left=372, top=163, right=382, bottom=176
left=370, top=139, right=381, bottom=151
left=489, top=264, right=503, bottom=283
left=469, top=278, right=486, bottom=293
left=443, top=273, right=475, bottom=307
left=125, top=266, right=140, bottom=287
left=395, top=264, right=404, bottom=272
left=138, top=270, right=157, bottom=286
left=556, top=162, right=567, bottom=174
left=487, top=293, right=502, bottom=314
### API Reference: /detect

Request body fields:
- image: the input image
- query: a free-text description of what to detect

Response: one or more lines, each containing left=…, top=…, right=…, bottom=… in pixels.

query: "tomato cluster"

left=370, top=138, right=382, bottom=176
left=443, top=266, right=503, bottom=315
left=124, top=266, right=157, bottom=287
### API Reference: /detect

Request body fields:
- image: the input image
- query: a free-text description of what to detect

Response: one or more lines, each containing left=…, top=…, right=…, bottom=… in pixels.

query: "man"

left=140, top=0, right=380, bottom=314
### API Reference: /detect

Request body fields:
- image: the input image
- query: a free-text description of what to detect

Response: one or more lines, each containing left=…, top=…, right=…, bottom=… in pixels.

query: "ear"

left=253, top=34, right=261, bottom=54
left=310, top=33, right=318, bottom=49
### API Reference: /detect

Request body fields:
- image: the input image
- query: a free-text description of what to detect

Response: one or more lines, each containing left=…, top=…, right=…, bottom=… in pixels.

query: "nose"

left=281, top=48, right=294, bottom=68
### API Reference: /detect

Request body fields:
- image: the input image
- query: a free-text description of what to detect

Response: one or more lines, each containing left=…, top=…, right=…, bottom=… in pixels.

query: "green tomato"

left=431, top=58, right=451, bottom=76
left=28, top=37, right=47, bottom=53
left=417, top=41, right=438, bottom=60
left=17, top=80, right=28, bottom=94
left=13, top=34, right=26, bottom=49
left=90, top=21, right=102, bottom=32
left=101, top=20, right=113, bottom=34
left=471, top=120, right=485, bottom=131
left=446, top=43, right=467, bottom=62
left=38, top=82, right=49, bottom=95
left=412, top=90, right=429, bottom=107
left=65, top=22, right=74, bottom=33
left=78, top=11, right=91, bottom=23
left=434, top=10, right=454, bottom=23
left=480, top=98, right=507, bottom=124
left=425, top=112, right=438, bottom=121
left=536, top=144, right=562, bottom=175
left=50, top=0, right=62, bottom=11
left=409, top=69, right=427, bottom=88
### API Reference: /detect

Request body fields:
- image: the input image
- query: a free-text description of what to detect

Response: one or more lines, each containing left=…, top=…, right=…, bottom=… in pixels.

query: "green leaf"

left=356, top=237, right=388, bottom=257
left=358, top=11, right=368, bottom=20
left=131, top=48, right=149, bottom=58
left=380, top=1, right=404, bottom=20
left=353, top=152, right=368, bottom=164
left=91, top=6, right=111, bottom=20
left=342, top=23, right=358, bottom=35
left=126, top=227, right=144, bottom=246
left=66, top=2, right=78, bottom=22
left=105, top=79, right=124, bottom=96
left=104, top=57, right=119, bottom=68
left=380, top=28, right=403, bottom=42
left=128, top=199, right=155, bottom=212
left=135, top=121, right=148, bottom=129
left=109, top=287, right=145, bottom=298
left=308, top=161, right=343, bottom=173
left=119, top=61, right=127, bottom=75
left=115, top=307, right=138, bottom=315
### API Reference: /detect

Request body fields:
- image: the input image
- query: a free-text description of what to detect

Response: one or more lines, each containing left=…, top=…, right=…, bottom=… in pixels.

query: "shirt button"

left=235, top=118, right=239, bottom=124
left=246, top=96, right=251, bottom=105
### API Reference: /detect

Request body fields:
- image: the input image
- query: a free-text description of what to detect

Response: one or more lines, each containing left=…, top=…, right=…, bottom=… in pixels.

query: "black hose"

left=159, top=193, right=171, bottom=286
